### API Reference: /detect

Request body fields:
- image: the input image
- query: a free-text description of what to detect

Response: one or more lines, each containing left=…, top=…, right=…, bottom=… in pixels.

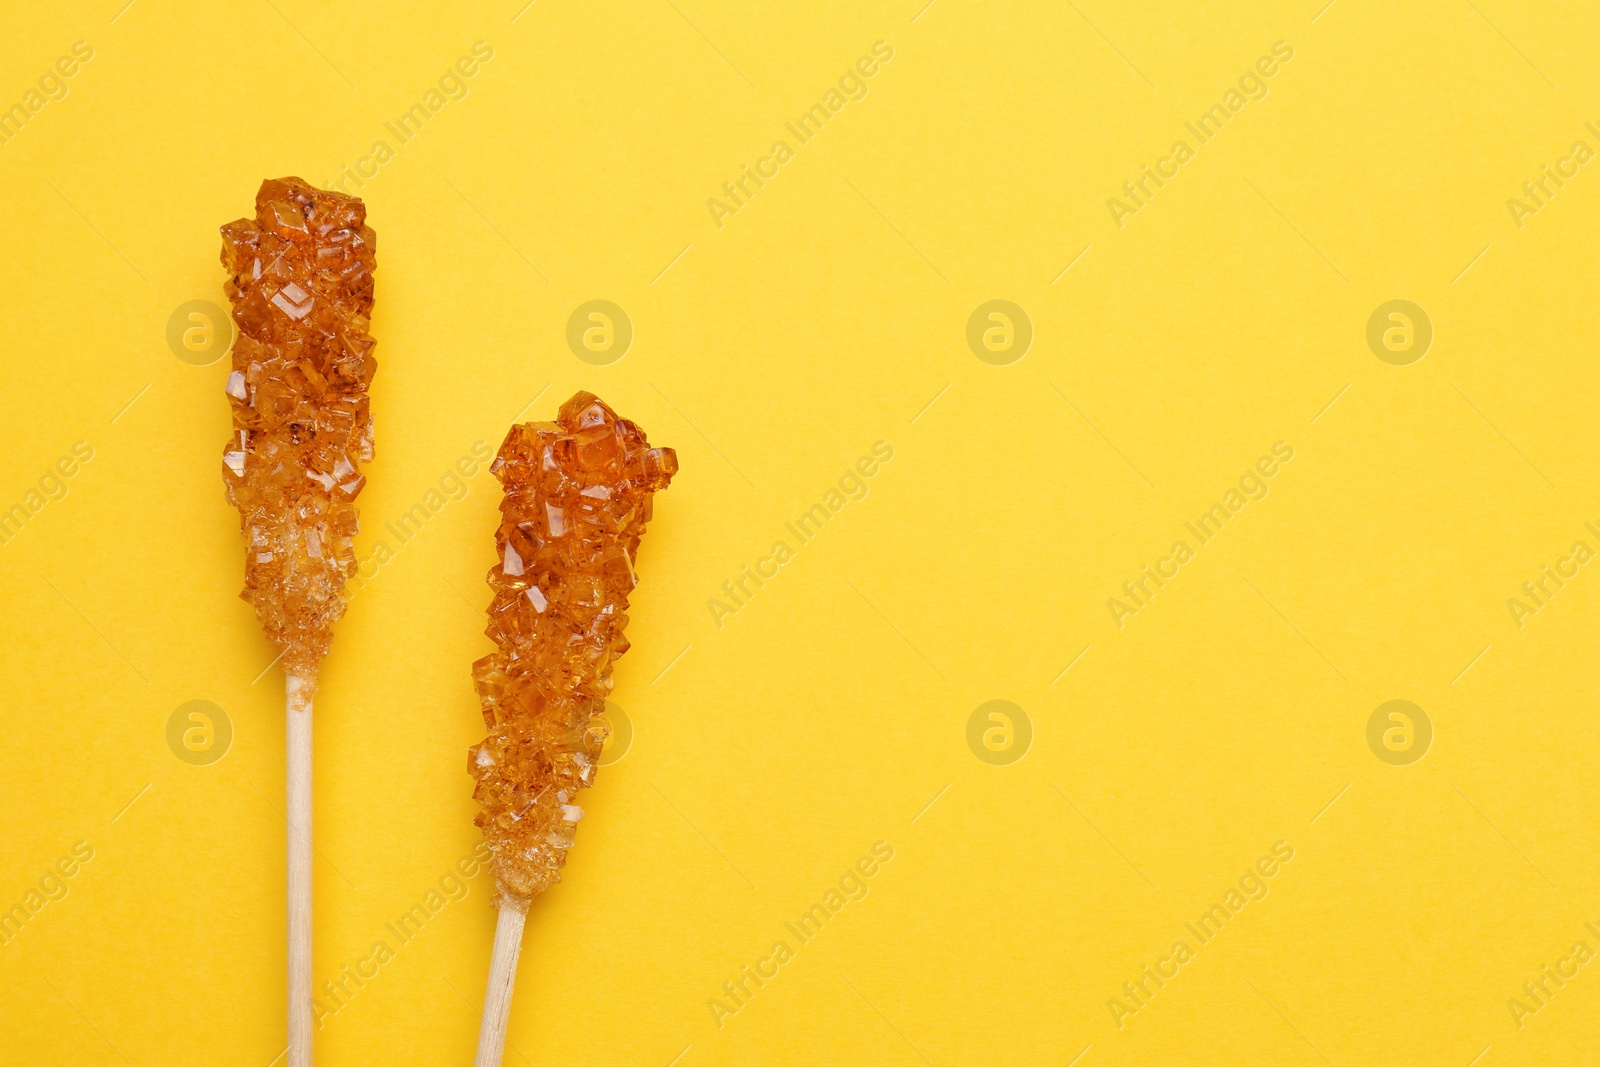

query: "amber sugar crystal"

left=219, top=177, right=377, bottom=676
left=469, top=392, right=677, bottom=907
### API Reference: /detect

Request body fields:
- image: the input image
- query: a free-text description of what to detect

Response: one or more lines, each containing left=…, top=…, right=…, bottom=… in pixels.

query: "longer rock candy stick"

left=220, top=176, right=377, bottom=1067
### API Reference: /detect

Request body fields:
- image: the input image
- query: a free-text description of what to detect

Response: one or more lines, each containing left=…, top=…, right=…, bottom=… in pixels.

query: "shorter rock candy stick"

left=220, top=177, right=376, bottom=1067
left=469, top=392, right=675, bottom=1066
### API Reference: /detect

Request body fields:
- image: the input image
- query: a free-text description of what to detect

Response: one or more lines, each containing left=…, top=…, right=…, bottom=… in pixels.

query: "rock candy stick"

left=220, top=177, right=377, bottom=1067
left=469, top=393, right=676, bottom=1066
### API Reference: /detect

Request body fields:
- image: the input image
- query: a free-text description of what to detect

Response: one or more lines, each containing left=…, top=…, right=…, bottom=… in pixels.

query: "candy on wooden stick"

left=219, top=177, right=376, bottom=1067
left=469, top=392, right=676, bottom=1066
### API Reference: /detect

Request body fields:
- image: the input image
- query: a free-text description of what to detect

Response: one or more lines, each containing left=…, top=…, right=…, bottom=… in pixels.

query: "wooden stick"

left=474, top=903, right=527, bottom=1067
left=285, top=671, right=316, bottom=1067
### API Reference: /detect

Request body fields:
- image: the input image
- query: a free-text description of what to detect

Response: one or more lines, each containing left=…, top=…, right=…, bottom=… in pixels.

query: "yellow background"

left=3, top=1, right=1600, bottom=1063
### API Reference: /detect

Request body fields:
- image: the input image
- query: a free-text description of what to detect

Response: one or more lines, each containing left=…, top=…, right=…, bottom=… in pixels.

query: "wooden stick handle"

left=474, top=904, right=527, bottom=1067
left=286, top=672, right=316, bottom=1067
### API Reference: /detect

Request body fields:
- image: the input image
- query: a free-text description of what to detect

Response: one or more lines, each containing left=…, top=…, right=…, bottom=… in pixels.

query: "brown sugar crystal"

left=219, top=177, right=377, bottom=678
left=469, top=392, right=677, bottom=908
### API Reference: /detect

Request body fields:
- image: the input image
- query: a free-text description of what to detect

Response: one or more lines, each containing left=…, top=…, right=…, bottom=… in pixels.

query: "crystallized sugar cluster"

left=470, top=393, right=676, bottom=907
left=220, top=177, right=377, bottom=675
